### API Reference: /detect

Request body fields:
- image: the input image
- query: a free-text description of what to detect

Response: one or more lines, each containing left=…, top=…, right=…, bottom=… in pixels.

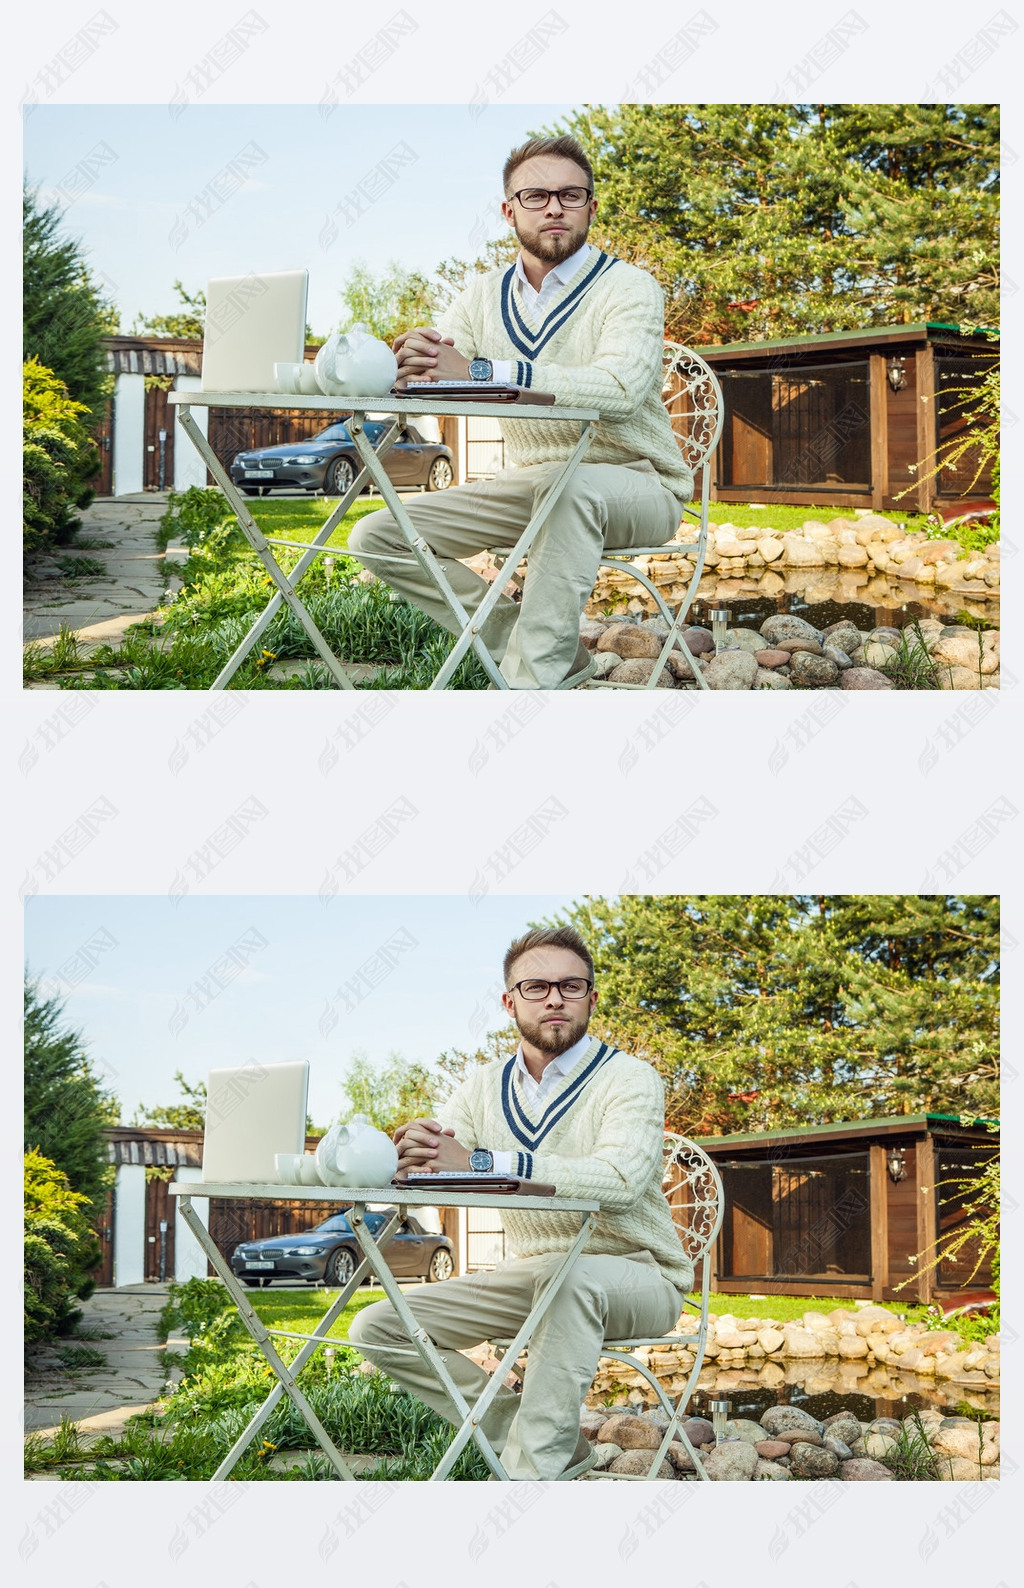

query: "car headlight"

left=289, top=455, right=325, bottom=465
left=280, top=1246, right=326, bottom=1256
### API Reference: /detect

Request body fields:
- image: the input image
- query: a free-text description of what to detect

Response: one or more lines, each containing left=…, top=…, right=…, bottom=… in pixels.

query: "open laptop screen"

left=201, top=269, right=308, bottom=393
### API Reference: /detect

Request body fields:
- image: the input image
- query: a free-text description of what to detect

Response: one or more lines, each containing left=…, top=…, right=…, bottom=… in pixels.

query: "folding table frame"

left=167, top=392, right=598, bottom=691
left=169, top=1181, right=598, bottom=1481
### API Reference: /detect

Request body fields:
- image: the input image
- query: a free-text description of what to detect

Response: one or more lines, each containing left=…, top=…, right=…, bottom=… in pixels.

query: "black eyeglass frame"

left=507, top=977, right=595, bottom=1001
left=506, top=186, right=594, bottom=210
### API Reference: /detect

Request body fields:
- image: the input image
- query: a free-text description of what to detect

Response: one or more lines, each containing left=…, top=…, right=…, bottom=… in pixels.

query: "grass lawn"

left=247, top=1283, right=389, bottom=1339
left=705, top=504, right=933, bottom=536
left=707, top=1293, right=913, bottom=1322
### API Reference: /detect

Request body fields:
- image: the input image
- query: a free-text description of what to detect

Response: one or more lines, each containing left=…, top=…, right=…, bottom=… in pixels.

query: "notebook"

left=399, top=381, right=556, bottom=404
left=401, top=1172, right=557, bottom=1196
left=201, top=1060, right=309, bottom=1182
left=201, top=269, right=308, bottom=393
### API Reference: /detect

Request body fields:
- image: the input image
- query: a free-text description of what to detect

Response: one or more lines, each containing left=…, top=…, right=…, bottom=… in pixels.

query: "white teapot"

left=313, top=324, right=398, bottom=398
left=315, top=1114, right=398, bottom=1187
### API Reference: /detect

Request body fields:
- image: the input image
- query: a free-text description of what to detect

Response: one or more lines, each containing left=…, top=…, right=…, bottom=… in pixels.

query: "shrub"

left=24, top=1150, right=102, bottom=1342
left=159, top=486, right=233, bottom=549
left=23, top=360, right=99, bottom=552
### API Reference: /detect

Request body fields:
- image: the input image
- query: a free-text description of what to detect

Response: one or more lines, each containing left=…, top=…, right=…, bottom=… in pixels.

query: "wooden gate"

left=92, top=400, right=114, bottom=496
left=93, top=1186, right=115, bottom=1286
left=207, top=1196, right=349, bottom=1268
left=144, top=385, right=175, bottom=490
left=145, top=1175, right=176, bottom=1281
left=207, top=407, right=352, bottom=478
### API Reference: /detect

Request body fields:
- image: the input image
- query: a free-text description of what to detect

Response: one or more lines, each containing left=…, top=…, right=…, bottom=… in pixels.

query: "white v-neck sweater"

left=438, top=1037, right=693, bottom=1294
left=437, top=248, right=695, bottom=506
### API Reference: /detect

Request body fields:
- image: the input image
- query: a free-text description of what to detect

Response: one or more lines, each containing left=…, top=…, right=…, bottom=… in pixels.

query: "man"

left=347, top=925, right=692, bottom=1481
left=347, top=135, right=693, bottom=689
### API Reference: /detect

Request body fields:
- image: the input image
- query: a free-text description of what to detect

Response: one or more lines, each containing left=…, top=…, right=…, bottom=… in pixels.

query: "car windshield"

left=313, top=424, right=352, bottom=443
left=314, top=1214, right=353, bottom=1234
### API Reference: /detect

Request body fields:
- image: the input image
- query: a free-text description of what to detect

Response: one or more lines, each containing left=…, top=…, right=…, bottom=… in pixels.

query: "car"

left=229, top=1207, right=456, bottom=1288
left=229, top=420, right=455, bottom=497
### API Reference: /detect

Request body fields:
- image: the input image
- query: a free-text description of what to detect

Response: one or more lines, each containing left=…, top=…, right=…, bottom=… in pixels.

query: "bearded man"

left=347, top=925, right=690, bottom=1480
left=347, top=135, right=692, bottom=689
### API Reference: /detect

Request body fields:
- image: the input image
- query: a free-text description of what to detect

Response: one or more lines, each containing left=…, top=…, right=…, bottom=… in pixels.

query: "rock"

left=755, top=667, right=791, bottom=689
left=862, top=641, right=897, bottom=669
left=590, top=651, right=619, bottom=679
left=781, top=535, right=828, bottom=567
left=854, top=513, right=900, bottom=543
left=917, top=1331, right=961, bottom=1355
left=578, top=620, right=609, bottom=650
left=607, top=658, right=677, bottom=688
left=839, top=544, right=869, bottom=566
left=598, top=1413, right=663, bottom=1450
left=703, top=1441, right=759, bottom=1481
left=580, top=1408, right=610, bottom=1439
left=824, top=1437, right=853, bottom=1461
left=838, top=1336, right=869, bottom=1358
left=681, top=1417, right=715, bottom=1448
left=722, top=628, right=764, bottom=654
left=776, top=1428, right=824, bottom=1447
left=714, top=534, right=752, bottom=559
left=789, top=652, right=840, bottom=688
left=598, top=624, right=664, bottom=660
left=591, top=1441, right=623, bottom=1469
left=790, top=1442, right=840, bottom=1479
left=759, top=614, right=821, bottom=646
left=596, top=622, right=637, bottom=653
left=932, top=634, right=997, bottom=673
left=821, top=620, right=864, bottom=654
left=777, top=636, right=823, bottom=655
left=754, top=649, right=789, bottom=668
left=760, top=1405, right=822, bottom=1436
left=937, top=664, right=985, bottom=691
left=704, top=650, right=758, bottom=690
left=665, top=651, right=700, bottom=683
left=921, top=539, right=960, bottom=564
left=758, top=537, right=784, bottom=563
left=840, top=667, right=894, bottom=690
left=754, top=1459, right=791, bottom=1480
left=933, top=1427, right=988, bottom=1461
left=868, top=1416, right=901, bottom=1430
left=851, top=1433, right=898, bottom=1460
left=725, top=1418, right=768, bottom=1445
left=821, top=1413, right=863, bottom=1448
left=824, top=646, right=853, bottom=670
left=935, top=1454, right=986, bottom=1481
left=756, top=1328, right=785, bottom=1355
left=681, top=626, right=715, bottom=656
left=840, top=1458, right=894, bottom=1480
left=754, top=1440, right=791, bottom=1460
left=716, top=1330, right=759, bottom=1349
left=666, top=1441, right=696, bottom=1472
left=608, top=1449, right=675, bottom=1479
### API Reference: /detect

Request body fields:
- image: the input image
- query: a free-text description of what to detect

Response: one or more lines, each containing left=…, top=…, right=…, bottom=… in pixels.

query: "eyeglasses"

left=508, top=186, right=592, bottom=210
left=508, top=978, right=593, bottom=1001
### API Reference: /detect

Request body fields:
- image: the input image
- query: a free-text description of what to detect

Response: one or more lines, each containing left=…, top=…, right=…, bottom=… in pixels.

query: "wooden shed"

left=694, top=1113, right=997, bottom=1305
left=698, top=323, right=997, bottom=515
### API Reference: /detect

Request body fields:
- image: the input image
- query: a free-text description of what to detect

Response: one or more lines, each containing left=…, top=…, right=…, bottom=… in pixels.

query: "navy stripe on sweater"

left=500, top=1042, right=616, bottom=1151
left=500, top=252, right=618, bottom=360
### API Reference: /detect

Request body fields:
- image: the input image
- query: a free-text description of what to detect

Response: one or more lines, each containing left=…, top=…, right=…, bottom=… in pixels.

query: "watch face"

left=470, top=1149, right=493, bottom=1171
left=469, top=359, right=493, bottom=381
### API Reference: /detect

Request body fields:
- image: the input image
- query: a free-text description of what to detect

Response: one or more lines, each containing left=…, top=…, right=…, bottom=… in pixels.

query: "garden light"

left=710, top=1397, right=732, bottom=1444
left=709, top=608, right=732, bottom=654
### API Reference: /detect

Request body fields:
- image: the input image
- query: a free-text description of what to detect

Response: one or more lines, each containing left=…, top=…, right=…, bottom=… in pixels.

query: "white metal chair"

left=492, top=1132, right=724, bottom=1481
left=491, top=343, right=724, bottom=691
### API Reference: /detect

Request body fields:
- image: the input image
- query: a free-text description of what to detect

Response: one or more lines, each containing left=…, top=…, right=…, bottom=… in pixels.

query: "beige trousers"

left=347, top=1250, right=682, bottom=1479
left=347, top=460, right=683, bottom=689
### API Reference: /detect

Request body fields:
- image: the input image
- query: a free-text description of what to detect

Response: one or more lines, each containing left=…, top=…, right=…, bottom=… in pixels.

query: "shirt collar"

left=514, top=240, right=593, bottom=293
left=514, top=1029, right=594, bottom=1084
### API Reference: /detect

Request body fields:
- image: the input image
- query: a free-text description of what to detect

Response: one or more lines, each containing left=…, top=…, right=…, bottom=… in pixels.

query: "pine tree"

left=24, top=978, right=118, bottom=1208
left=23, top=182, right=116, bottom=416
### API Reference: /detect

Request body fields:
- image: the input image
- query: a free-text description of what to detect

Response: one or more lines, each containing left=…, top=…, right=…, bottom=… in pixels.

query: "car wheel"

left=326, top=457, right=356, bottom=496
left=426, top=1247, right=454, bottom=1282
left=241, top=487, right=259, bottom=496
left=427, top=457, right=454, bottom=491
left=326, top=1247, right=356, bottom=1287
left=240, top=1276, right=260, bottom=1286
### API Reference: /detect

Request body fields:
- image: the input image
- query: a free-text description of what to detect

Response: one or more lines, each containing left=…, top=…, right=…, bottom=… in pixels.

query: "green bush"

left=24, top=1150, right=101, bottom=1342
left=23, top=360, right=99, bottom=552
left=159, top=486, right=233, bottom=549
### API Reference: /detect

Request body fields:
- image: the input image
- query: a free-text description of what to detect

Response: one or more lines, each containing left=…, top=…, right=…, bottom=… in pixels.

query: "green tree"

left=24, top=1149, right=103, bottom=1341
left=131, top=1070, right=207, bottom=1131
left=24, top=978, right=117, bottom=1207
left=339, top=1052, right=440, bottom=1138
left=338, top=260, right=443, bottom=346
left=23, top=359, right=100, bottom=550
left=131, top=280, right=206, bottom=338
left=435, top=234, right=519, bottom=309
left=23, top=181, right=116, bottom=415
left=542, top=896, right=998, bottom=1135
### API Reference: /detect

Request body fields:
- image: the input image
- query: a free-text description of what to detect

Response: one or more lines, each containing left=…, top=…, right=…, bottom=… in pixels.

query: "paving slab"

left=24, top=1284, right=174, bottom=1437
left=24, top=493, right=173, bottom=645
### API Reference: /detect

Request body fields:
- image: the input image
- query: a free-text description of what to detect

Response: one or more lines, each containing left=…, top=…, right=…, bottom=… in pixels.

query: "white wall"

left=173, top=1166, right=211, bottom=1281
left=113, top=1164, right=146, bottom=1286
left=173, top=376, right=210, bottom=491
left=112, top=373, right=145, bottom=496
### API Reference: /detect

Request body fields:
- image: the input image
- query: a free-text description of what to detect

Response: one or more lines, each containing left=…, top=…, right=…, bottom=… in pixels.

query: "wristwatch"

left=469, top=1148, right=494, bottom=1172
left=468, top=358, right=494, bottom=382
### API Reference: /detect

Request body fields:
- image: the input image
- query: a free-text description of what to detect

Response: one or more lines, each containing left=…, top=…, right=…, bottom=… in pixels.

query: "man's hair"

left=503, top=135, right=594, bottom=197
left=503, top=925, right=595, bottom=988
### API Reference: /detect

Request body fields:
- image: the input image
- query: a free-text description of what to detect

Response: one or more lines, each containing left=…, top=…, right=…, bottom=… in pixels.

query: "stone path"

left=24, top=1284, right=176, bottom=1438
left=24, top=493, right=175, bottom=648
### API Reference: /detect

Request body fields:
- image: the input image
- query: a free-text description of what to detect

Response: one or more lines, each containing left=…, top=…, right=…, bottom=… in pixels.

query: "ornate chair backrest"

left=661, top=343, right=725, bottom=476
left=662, top=1131, right=725, bottom=1268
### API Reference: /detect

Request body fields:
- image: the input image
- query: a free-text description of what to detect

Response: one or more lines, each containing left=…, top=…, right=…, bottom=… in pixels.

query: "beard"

left=512, top=214, right=590, bottom=264
left=512, top=1005, right=591, bottom=1055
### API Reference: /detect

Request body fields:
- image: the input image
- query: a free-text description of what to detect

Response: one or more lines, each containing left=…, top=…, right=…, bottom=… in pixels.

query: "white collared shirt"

left=490, top=242, right=593, bottom=383
left=490, top=1029, right=593, bottom=1174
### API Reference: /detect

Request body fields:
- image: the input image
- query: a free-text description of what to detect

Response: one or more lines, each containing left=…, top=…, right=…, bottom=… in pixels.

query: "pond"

left=685, top=1363, right=999, bottom=1426
left=686, top=570, right=999, bottom=635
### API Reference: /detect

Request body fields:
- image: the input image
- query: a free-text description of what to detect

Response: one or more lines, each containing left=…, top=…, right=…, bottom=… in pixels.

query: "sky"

left=24, top=893, right=581, bottom=1124
left=23, top=103, right=578, bottom=335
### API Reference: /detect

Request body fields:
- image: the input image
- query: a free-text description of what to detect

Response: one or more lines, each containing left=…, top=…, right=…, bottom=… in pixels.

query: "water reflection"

left=685, top=570, right=998, bottom=633
left=685, top=1363, right=999, bottom=1423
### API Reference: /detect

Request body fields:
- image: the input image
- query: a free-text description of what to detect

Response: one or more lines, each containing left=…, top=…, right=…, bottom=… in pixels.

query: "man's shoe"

left=486, top=1431, right=600, bottom=1480
left=556, top=641, right=599, bottom=690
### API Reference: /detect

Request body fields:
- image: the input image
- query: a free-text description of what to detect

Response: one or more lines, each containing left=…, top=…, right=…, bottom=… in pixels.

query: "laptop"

left=201, top=1060, right=309, bottom=1182
left=201, top=269, right=308, bottom=393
